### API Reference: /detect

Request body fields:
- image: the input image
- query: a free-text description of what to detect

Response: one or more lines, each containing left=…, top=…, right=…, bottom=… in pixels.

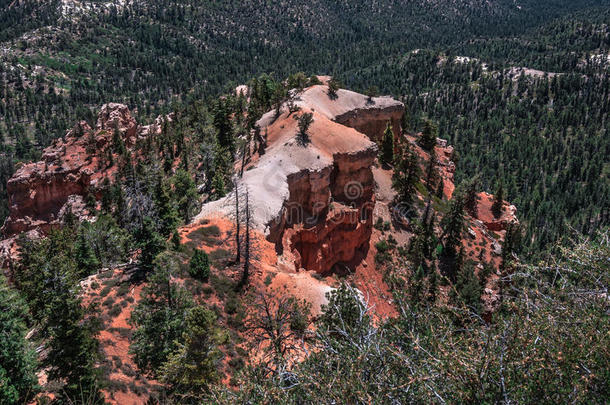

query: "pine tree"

left=213, top=98, right=235, bottom=156
left=112, top=122, right=127, bottom=157
left=75, top=229, right=100, bottom=277
left=463, top=175, right=481, bottom=217
left=41, top=256, right=103, bottom=403
left=392, top=143, right=420, bottom=206
left=0, top=275, right=37, bottom=403
left=327, top=78, right=340, bottom=99
left=401, top=108, right=411, bottom=133
left=189, top=250, right=211, bottom=281
left=452, top=252, right=482, bottom=314
left=130, top=252, right=193, bottom=375
left=154, top=177, right=179, bottom=238
left=173, top=169, right=198, bottom=223
left=424, top=147, right=438, bottom=191
left=380, top=122, right=394, bottom=167
left=418, top=120, right=437, bottom=151
left=136, top=217, right=166, bottom=272
left=501, top=222, right=521, bottom=272
left=211, top=170, right=226, bottom=200
left=295, top=112, right=314, bottom=146
left=492, top=181, right=504, bottom=218
left=440, top=189, right=466, bottom=258
left=160, top=306, right=221, bottom=399
left=365, top=85, right=378, bottom=103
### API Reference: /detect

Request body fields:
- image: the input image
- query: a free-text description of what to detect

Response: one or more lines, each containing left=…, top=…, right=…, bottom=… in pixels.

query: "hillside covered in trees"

left=1, top=0, right=609, bottom=250
left=0, top=1, right=609, bottom=403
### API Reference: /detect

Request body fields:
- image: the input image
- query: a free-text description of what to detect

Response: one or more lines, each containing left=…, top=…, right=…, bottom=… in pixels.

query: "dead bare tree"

left=239, top=129, right=252, bottom=178
left=237, top=186, right=251, bottom=290
left=245, top=291, right=311, bottom=382
left=233, top=178, right=241, bottom=264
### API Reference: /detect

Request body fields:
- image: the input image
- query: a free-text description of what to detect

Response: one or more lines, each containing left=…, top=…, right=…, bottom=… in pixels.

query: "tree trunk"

left=234, top=180, right=241, bottom=263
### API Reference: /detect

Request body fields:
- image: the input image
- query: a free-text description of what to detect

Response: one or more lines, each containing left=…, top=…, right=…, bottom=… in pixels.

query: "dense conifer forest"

left=1, top=0, right=608, bottom=249
left=0, top=1, right=609, bottom=403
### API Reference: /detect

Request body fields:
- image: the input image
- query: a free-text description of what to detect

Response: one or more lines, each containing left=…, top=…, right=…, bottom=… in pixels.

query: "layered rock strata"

left=198, top=84, right=404, bottom=274
left=2, top=104, right=165, bottom=236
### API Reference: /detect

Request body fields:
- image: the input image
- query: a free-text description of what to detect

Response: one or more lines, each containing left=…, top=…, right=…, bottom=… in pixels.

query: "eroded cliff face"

left=299, top=85, right=404, bottom=142
left=197, top=84, right=397, bottom=275
left=281, top=147, right=378, bottom=274
left=2, top=104, right=164, bottom=236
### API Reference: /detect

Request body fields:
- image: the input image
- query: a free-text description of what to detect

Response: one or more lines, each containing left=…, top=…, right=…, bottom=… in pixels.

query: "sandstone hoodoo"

left=198, top=84, right=403, bottom=275
left=197, top=82, right=518, bottom=281
left=1, top=104, right=166, bottom=236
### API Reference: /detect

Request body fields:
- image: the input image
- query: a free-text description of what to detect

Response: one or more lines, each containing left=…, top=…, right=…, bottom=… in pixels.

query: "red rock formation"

left=287, top=202, right=374, bottom=274
left=197, top=84, right=395, bottom=275
left=475, top=192, right=519, bottom=233
left=2, top=103, right=162, bottom=237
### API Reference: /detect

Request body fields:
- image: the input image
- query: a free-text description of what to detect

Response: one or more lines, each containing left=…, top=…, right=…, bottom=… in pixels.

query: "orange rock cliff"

left=2, top=103, right=166, bottom=236
left=1, top=83, right=517, bottom=311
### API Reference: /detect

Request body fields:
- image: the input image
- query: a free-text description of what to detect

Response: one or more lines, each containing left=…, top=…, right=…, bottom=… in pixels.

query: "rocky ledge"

left=197, top=84, right=404, bottom=274
left=2, top=104, right=165, bottom=236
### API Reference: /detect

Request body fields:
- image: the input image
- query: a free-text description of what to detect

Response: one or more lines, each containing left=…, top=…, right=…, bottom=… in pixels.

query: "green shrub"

left=189, top=250, right=211, bottom=281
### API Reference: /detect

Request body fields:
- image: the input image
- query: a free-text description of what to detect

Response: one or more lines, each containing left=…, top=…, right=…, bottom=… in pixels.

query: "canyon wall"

left=197, top=84, right=402, bottom=274
left=2, top=104, right=163, bottom=236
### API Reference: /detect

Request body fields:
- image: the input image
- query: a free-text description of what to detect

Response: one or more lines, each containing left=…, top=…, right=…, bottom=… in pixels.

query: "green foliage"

left=14, top=229, right=103, bottom=402
left=154, top=178, right=180, bottom=238
left=379, top=122, right=394, bottom=167
left=189, top=250, right=211, bottom=281
left=129, top=252, right=194, bottom=375
left=327, top=77, right=340, bottom=99
left=374, top=239, right=392, bottom=265
left=80, top=214, right=132, bottom=269
left=392, top=142, right=420, bottom=206
left=0, top=1, right=607, bottom=247
left=43, top=263, right=103, bottom=403
left=365, top=85, right=378, bottom=101
left=462, top=175, right=481, bottom=217
left=451, top=252, right=482, bottom=314
left=418, top=120, right=437, bottom=151
left=208, top=229, right=610, bottom=403
left=492, top=181, right=504, bottom=218
left=160, top=306, right=222, bottom=399
left=173, top=169, right=199, bottom=223
left=295, top=112, right=314, bottom=146
left=211, top=170, right=226, bottom=200
left=0, top=276, right=37, bottom=404
left=318, top=283, right=371, bottom=349
left=75, top=228, right=100, bottom=277
left=135, top=217, right=166, bottom=271
left=440, top=187, right=466, bottom=257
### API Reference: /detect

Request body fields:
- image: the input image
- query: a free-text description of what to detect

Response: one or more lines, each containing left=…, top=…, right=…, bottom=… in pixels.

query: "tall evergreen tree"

left=75, top=229, right=99, bottom=277
left=173, top=169, right=198, bottom=223
left=160, top=306, right=222, bottom=399
left=42, top=261, right=103, bottom=403
left=441, top=189, right=466, bottom=257
left=392, top=142, right=420, bottom=206
left=130, top=252, right=193, bottom=375
left=0, top=275, right=37, bottom=404
left=492, top=181, right=504, bottom=218
left=380, top=122, right=394, bottom=167
left=154, top=177, right=180, bottom=238
left=418, top=120, right=437, bottom=151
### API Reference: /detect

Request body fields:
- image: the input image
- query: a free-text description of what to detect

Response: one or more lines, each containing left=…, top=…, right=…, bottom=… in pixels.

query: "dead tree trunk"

left=238, top=187, right=251, bottom=290
left=234, top=179, right=241, bottom=264
left=240, top=131, right=251, bottom=178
